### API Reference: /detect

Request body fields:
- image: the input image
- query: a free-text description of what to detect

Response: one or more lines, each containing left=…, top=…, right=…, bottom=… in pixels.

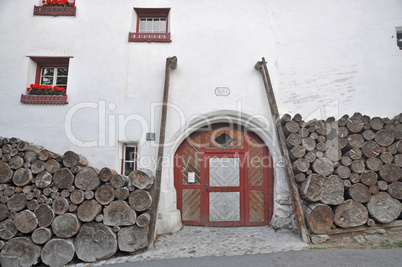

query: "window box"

left=33, top=5, right=76, bottom=16
left=21, top=94, right=68, bottom=105
left=128, top=32, right=171, bottom=42
left=129, top=8, right=171, bottom=43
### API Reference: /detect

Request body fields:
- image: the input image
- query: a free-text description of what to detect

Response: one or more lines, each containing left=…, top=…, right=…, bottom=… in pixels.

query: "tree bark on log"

left=0, top=203, right=8, bottom=221
left=335, top=165, right=351, bottom=179
left=286, top=133, right=302, bottom=148
left=388, top=182, right=402, bottom=200
left=289, top=145, right=306, bottom=160
left=41, top=238, right=75, bottom=267
left=51, top=213, right=81, bottom=238
left=24, top=150, right=37, bottom=163
left=346, top=118, right=364, bottom=133
left=362, top=141, right=381, bottom=158
left=351, top=160, right=365, bottom=174
left=110, top=174, right=128, bottom=189
left=95, top=184, right=115, bottom=205
left=14, top=210, right=38, bottom=233
left=375, top=130, right=394, bottom=147
left=0, top=219, right=17, bottom=240
left=118, top=225, right=149, bottom=252
left=129, top=190, right=153, bottom=212
left=367, top=192, right=402, bottom=223
left=334, top=200, right=368, bottom=228
left=115, top=187, right=130, bottom=200
left=362, top=129, right=375, bottom=141
left=53, top=168, right=75, bottom=189
left=7, top=193, right=27, bottom=212
left=304, top=203, right=333, bottom=234
left=74, top=222, right=118, bottom=262
left=321, top=175, right=344, bottom=205
left=103, top=200, right=137, bottom=226
left=380, top=163, right=401, bottom=182
left=70, top=189, right=85, bottom=205
left=52, top=197, right=69, bottom=215
left=370, top=117, right=384, bottom=131
left=300, top=174, right=325, bottom=202
left=312, top=158, right=334, bottom=176
left=62, top=151, right=88, bottom=168
left=12, top=168, right=32, bottom=186
left=34, top=204, right=55, bottom=228
left=45, top=159, right=60, bottom=174
left=0, top=160, right=13, bottom=183
left=366, top=157, right=383, bottom=172
left=100, top=167, right=117, bottom=182
left=0, top=237, right=41, bottom=267
left=348, top=183, right=371, bottom=203
left=75, top=167, right=100, bottom=191
left=325, top=147, right=341, bottom=162
left=292, top=158, right=310, bottom=173
left=360, top=170, right=378, bottom=186
left=136, top=212, right=151, bottom=227
left=77, top=200, right=102, bottom=222
left=35, top=171, right=52, bottom=189
left=128, top=170, right=155, bottom=190
left=8, top=156, right=24, bottom=169
left=31, top=227, right=53, bottom=245
left=31, top=160, right=45, bottom=174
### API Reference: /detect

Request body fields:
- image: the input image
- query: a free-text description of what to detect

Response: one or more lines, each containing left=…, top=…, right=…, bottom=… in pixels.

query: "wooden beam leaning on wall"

left=254, top=58, right=310, bottom=243
left=148, top=56, right=178, bottom=248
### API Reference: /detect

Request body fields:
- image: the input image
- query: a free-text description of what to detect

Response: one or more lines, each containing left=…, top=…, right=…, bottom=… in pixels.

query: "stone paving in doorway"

left=71, top=226, right=309, bottom=266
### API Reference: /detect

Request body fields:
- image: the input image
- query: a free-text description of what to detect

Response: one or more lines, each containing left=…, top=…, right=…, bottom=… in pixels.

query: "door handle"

left=206, top=183, right=209, bottom=192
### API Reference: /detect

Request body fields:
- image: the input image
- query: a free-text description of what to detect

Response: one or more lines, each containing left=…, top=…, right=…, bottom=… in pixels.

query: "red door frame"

left=174, top=125, right=274, bottom=226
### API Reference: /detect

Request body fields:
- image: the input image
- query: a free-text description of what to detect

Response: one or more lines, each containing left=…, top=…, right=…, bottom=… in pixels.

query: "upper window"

left=129, top=8, right=171, bottom=42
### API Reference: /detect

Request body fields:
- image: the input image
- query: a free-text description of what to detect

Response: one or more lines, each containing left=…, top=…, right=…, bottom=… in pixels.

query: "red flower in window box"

left=26, top=84, right=66, bottom=96
left=42, top=0, right=75, bottom=7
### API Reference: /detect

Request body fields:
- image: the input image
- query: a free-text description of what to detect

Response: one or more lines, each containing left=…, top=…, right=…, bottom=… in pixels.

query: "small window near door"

left=122, top=144, right=137, bottom=175
left=397, top=28, right=402, bottom=50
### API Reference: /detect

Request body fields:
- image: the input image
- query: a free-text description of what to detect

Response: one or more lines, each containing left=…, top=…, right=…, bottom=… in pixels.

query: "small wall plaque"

left=146, top=133, right=155, bottom=141
left=215, top=87, right=230, bottom=96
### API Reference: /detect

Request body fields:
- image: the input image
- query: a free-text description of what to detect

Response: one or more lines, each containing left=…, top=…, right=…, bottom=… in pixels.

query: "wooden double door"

left=174, top=124, right=273, bottom=226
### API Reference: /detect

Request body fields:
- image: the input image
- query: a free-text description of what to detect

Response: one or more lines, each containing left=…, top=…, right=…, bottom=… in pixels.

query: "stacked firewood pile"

left=282, top=113, right=402, bottom=235
left=0, top=137, right=154, bottom=266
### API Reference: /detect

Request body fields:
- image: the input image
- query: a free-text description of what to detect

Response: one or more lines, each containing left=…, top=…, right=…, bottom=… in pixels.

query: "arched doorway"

left=174, top=123, right=274, bottom=226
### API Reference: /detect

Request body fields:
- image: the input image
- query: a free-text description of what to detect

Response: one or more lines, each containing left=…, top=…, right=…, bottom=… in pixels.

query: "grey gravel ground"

left=104, top=249, right=402, bottom=267
left=69, top=226, right=308, bottom=266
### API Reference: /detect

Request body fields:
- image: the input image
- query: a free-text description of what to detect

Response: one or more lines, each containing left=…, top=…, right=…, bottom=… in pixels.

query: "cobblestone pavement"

left=70, top=226, right=309, bottom=266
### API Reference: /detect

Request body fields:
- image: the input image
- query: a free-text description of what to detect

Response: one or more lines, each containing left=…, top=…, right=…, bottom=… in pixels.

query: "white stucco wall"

left=0, top=0, right=401, bottom=234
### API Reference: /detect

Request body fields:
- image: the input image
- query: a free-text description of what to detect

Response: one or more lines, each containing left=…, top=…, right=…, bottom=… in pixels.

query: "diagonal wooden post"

left=148, top=56, right=178, bottom=248
left=255, top=57, right=310, bottom=243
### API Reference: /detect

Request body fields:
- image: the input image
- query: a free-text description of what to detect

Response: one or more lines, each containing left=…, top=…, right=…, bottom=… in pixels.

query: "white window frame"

left=40, top=67, right=68, bottom=88
left=139, top=17, right=167, bottom=33
left=122, top=143, right=138, bottom=175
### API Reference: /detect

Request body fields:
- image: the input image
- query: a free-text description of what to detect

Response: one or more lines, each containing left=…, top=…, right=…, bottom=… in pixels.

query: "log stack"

left=0, top=138, right=155, bottom=266
left=282, top=113, right=402, bottom=235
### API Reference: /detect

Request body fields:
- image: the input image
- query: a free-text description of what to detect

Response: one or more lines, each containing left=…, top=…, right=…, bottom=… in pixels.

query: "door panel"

left=209, top=158, right=240, bottom=187
left=209, top=192, right=240, bottom=221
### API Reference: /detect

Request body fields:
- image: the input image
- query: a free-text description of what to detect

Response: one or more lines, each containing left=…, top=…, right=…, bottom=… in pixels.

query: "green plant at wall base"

left=27, top=84, right=66, bottom=96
